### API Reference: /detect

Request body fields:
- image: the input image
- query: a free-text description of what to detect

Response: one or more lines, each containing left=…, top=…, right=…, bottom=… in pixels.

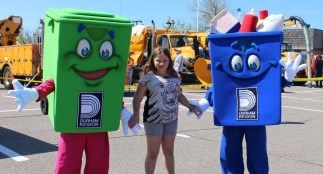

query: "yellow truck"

left=128, top=21, right=209, bottom=84
left=0, top=16, right=43, bottom=89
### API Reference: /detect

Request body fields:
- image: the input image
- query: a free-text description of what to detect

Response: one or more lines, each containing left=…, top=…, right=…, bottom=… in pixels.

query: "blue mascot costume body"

left=189, top=10, right=307, bottom=174
left=207, top=31, right=283, bottom=173
left=196, top=29, right=306, bottom=174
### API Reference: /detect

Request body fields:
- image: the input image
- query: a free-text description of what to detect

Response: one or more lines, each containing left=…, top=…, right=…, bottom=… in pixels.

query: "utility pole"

left=197, top=0, right=199, bottom=32
left=119, top=0, right=123, bottom=15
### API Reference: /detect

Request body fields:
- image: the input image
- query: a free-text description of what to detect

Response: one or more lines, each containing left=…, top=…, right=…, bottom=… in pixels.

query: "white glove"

left=7, top=79, right=39, bottom=112
left=279, top=52, right=307, bottom=82
left=121, top=107, right=143, bottom=136
left=187, top=98, right=210, bottom=119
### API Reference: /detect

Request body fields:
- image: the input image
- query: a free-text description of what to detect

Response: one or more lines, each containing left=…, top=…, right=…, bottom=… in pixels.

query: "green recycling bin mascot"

left=8, top=8, right=141, bottom=174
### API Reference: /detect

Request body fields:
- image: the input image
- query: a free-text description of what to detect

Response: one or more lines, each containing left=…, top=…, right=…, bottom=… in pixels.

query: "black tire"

left=293, top=70, right=307, bottom=86
left=40, top=97, right=49, bottom=115
left=2, top=66, right=13, bottom=90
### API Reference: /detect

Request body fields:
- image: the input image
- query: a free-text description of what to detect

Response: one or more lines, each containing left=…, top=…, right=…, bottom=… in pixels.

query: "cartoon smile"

left=76, top=68, right=109, bottom=80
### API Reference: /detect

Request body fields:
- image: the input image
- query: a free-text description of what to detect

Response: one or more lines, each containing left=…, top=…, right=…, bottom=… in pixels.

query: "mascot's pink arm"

left=35, top=79, right=55, bottom=102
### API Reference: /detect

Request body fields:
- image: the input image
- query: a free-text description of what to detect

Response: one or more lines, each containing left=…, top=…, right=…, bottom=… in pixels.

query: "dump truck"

left=127, top=21, right=209, bottom=84
left=0, top=16, right=43, bottom=90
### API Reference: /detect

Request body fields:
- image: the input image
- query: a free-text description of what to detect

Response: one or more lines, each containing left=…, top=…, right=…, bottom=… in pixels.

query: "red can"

left=239, top=9, right=258, bottom=32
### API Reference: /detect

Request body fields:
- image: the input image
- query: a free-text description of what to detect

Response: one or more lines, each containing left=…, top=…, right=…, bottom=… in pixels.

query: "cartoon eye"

left=248, top=55, right=260, bottom=71
left=231, top=55, right=243, bottom=72
left=100, top=41, right=113, bottom=60
left=77, top=39, right=90, bottom=58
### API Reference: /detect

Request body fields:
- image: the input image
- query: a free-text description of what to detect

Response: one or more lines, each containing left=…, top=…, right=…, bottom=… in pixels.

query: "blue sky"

left=2, top=0, right=323, bottom=32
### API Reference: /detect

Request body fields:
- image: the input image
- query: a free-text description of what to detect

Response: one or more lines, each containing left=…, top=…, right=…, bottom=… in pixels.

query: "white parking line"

left=0, top=144, right=29, bottom=162
left=176, top=133, right=191, bottom=138
left=0, top=108, right=40, bottom=113
left=283, top=105, right=323, bottom=113
left=3, top=95, right=14, bottom=98
left=282, top=95, right=323, bottom=103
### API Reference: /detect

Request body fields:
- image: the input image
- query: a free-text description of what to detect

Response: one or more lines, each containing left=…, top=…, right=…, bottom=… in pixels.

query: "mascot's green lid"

left=46, top=8, right=133, bottom=26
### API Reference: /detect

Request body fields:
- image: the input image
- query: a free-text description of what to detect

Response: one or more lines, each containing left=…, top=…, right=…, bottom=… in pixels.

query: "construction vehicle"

left=127, top=20, right=209, bottom=84
left=185, top=31, right=212, bottom=88
left=0, top=16, right=43, bottom=90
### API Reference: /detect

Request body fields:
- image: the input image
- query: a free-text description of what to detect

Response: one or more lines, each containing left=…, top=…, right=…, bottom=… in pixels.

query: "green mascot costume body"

left=8, top=8, right=132, bottom=174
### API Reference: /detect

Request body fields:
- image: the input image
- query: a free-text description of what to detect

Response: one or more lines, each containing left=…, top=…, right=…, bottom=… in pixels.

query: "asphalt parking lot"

left=1, top=84, right=323, bottom=173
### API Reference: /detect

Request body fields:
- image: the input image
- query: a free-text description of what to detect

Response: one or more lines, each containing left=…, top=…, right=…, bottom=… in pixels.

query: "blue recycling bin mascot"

left=210, top=31, right=283, bottom=126
left=190, top=31, right=306, bottom=173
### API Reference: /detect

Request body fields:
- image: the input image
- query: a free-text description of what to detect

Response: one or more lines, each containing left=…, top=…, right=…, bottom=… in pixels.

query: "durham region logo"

left=77, top=92, right=103, bottom=128
left=236, top=87, right=258, bottom=120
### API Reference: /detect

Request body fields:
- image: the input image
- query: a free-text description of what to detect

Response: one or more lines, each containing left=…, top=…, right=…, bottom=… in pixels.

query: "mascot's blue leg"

left=220, top=126, right=245, bottom=174
left=245, top=126, right=269, bottom=174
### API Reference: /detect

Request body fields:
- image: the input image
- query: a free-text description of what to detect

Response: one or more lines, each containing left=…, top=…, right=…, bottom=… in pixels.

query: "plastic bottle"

left=239, top=8, right=258, bottom=32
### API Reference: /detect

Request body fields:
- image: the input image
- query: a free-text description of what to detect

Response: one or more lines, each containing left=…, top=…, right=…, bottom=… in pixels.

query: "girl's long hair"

left=142, top=47, right=178, bottom=78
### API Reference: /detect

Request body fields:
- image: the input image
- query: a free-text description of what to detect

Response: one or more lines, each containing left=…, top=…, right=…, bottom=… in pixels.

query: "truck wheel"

left=293, top=70, right=307, bottom=86
left=40, top=97, right=48, bottom=115
left=2, top=66, right=13, bottom=90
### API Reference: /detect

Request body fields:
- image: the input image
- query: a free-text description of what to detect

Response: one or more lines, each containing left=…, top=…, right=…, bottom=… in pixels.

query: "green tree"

left=190, top=0, right=227, bottom=32
left=163, top=19, right=194, bottom=33
left=17, top=28, right=33, bottom=44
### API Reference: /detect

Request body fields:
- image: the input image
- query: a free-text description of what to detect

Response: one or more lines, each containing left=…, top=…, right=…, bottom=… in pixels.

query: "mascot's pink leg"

left=55, top=133, right=110, bottom=174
